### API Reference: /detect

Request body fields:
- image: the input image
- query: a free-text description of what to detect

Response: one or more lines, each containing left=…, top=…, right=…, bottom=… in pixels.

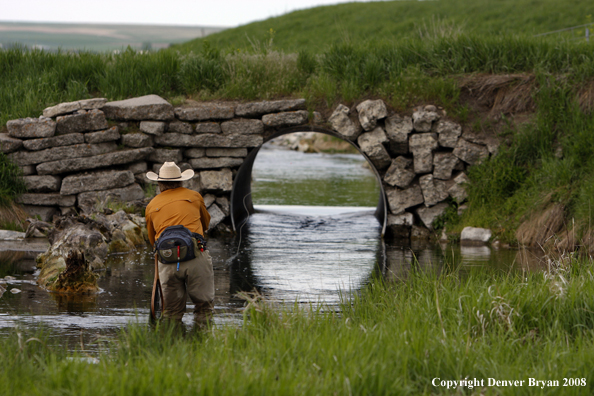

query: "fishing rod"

left=150, top=252, right=164, bottom=322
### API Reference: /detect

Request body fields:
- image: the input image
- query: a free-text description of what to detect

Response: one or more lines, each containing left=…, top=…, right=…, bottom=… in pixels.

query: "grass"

left=2, top=255, right=594, bottom=395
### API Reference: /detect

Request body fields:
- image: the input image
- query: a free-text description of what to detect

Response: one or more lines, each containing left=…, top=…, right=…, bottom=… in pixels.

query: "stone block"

left=195, top=122, right=222, bottom=134
left=61, top=170, right=135, bottom=195
left=461, top=227, right=492, bottom=244
left=23, top=175, right=61, bottom=193
left=385, top=212, right=414, bottom=239
left=148, top=148, right=183, bottom=164
left=216, top=196, right=230, bottom=216
left=175, top=104, right=234, bottom=121
left=452, top=139, right=489, bottom=165
left=78, top=184, right=145, bottom=212
left=84, top=126, right=120, bottom=144
left=357, top=127, right=391, bottom=170
left=23, top=133, right=84, bottom=151
left=412, top=109, right=440, bottom=132
left=221, top=119, right=263, bottom=135
left=385, top=114, right=412, bottom=155
left=7, top=117, right=56, bottom=139
left=0, top=133, right=23, bottom=153
left=329, top=104, right=361, bottom=140
left=189, top=157, right=244, bottom=169
left=433, top=152, right=459, bottom=180
left=415, top=202, right=449, bottom=229
left=386, top=185, right=424, bottom=214
left=409, top=133, right=438, bottom=152
left=200, top=169, right=233, bottom=192
left=17, top=193, right=76, bottom=207
left=412, top=149, right=433, bottom=174
left=140, top=121, right=166, bottom=136
left=411, top=225, right=431, bottom=240
left=155, top=133, right=263, bottom=148
left=79, top=98, right=108, bottom=110
left=206, top=148, right=247, bottom=157
left=56, top=109, right=108, bottom=135
left=419, top=174, right=449, bottom=206
left=207, top=204, right=226, bottom=230
left=356, top=100, right=387, bottom=131
left=384, top=157, right=415, bottom=188
left=121, top=132, right=153, bottom=148
left=43, top=101, right=81, bottom=118
left=21, top=165, right=36, bottom=176
left=36, top=147, right=153, bottom=175
left=235, top=99, right=306, bottom=117
left=448, top=172, right=470, bottom=203
left=203, top=194, right=216, bottom=208
left=23, top=205, right=59, bottom=222
left=9, top=142, right=117, bottom=166
left=184, top=148, right=206, bottom=158
left=434, top=120, right=462, bottom=148
left=128, top=162, right=148, bottom=174
left=182, top=174, right=201, bottom=192
left=262, top=110, right=309, bottom=128
left=167, top=121, right=193, bottom=134
left=102, top=95, right=174, bottom=121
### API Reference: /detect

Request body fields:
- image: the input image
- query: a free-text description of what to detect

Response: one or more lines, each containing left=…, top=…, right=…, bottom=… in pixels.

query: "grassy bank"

left=2, top=256, right=594, bottom=395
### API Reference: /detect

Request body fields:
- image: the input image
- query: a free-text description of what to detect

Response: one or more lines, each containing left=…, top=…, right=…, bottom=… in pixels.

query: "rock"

left=43, top=101, right=81, bottom=118
left=200, top=169, right=233, bottom=192
left=203, top=194, right=216, bottom=208
left=385, top=115, right=412, bottom=154
left=409, top=133, right=438, bottom=174
left=461, top=130, right=500, bottom=155
left=78, top=184, right=145, bottom=213
left=357, top=127, right=391, bottom=169
left=262, top=110, right=309, bottom=128
left=461, top=227, right=492, bottom=244
left=221, top=119, right=263, bottom=135
left=388, top=212, right=414, bottom=226
left=0, top=133, right=24, bottom=153
left=452, top=139, right=489, bottom=165
left=121, top=132, right=153, bottom=148
left=148, top=148, right=183, bottom=164
left=7, top=117, right=56, bottom=139
left=21, top=165, right=36, bottom=176
left=195, top=122, right=222, bottom=134
left=183, top=174, right=201, bottom=192
left=216, top=196, right=230, bottom=216
left=206, top=148, right=247, bottom=157
left=60, top=170, right=135, bottom=195
left=9, top=142, right=116, bottom=166
left=412, top=109, right=440, bottom=132
left=207, top=204, right=226, bottom=230
left=457, top=204, right=468, bottom=216
left=56, top=109, right=108, bottom=135
left=412, top=149, right=433, bottom=174
left=419, top=174, right=449, bottom=206
left=356, top=100, right=387, bottom=131
left=434, top=120, right=462, bottom=148
left=79, top=98, right=107, bottom=111
left=411, top=225, right=431, bottom=240
left=36, top=147, right=153, bottom=175
left=23, top=205, right=59, bottom=222
left=416, top=202, right=449, bottom=229
left=84, top=126, right=120, bottom=144
left=18, top=193, right=76, bottom=206
left=235, top=99, right=306, bottom=117
left=383, top=157, right=415, bottom=188
left=386, top=185, right=424, bottom=214
left=189, top=157, right=244, bottom=169
left=385, top=212, right=413, bottom=240
left=167, top=121, right=193, bottom=134
left=102, top=95, right=174, bottom=121
left=23, top=175, right=62, bottom=193
left=175, top=104, right=234, bottom=121
left=329, top=104, right=361, bottom=140
left=184, top=148, right=206, bottom=158
left=23, top=133, right=84, bottom=151
left=10, top=288, right=21, bottom=294
left=140, top=121, right=166, bottom=136
left=0, top=230, right=26, bottom=240
left=448, top=172, right=470, bottom=203
left=155, top=133, right=263, bottom=148
left=60, top=207, right=78, bottom=216
left=433, top=152, right=459, bottom=180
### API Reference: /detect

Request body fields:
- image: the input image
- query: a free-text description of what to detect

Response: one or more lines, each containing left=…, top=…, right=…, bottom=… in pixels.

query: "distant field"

left=0, top=22, right=227, bottom=52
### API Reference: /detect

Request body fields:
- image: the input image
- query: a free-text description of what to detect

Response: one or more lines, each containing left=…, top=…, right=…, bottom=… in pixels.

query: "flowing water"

left=0, top=141, right=545, bottom=348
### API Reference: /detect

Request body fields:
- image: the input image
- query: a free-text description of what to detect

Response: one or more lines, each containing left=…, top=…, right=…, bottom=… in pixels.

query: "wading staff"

left=150, top=252, right=164, bottom=322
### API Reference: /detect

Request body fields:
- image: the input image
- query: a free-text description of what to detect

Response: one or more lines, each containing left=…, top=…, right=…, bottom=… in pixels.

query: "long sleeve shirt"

left=145, top=187, right=211, bottom=246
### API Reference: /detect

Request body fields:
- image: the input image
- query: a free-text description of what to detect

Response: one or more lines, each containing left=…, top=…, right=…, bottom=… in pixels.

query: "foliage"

left=0, top=153, right=26, bottom=207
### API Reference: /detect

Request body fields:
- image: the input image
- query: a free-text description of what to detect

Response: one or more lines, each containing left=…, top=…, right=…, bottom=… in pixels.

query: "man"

left=145, top=161, right=213, bottom=322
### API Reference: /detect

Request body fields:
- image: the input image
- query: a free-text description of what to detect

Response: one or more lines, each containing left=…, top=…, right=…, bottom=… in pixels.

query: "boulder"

left=23, top=133, right=84, bottom=151
left=200, top=169, right=233, bottom=192
left=329, top=104, right=361, bottom=140
left=61, top=170, right=135, bottom=195
left=207, top=204, right=226, bottom=230
left=386, top=185, right=424, bottom=215
left=235, top=99, right=306, bottom=117
left=195, top=122, right=222, bottom=134
left=433, top=152, right=459, bottom=180
left=412, top=108, right=440, bottom=132
left=7, top=117, right=56, bottom=139
left=167, top=121, right=193, bottom=134
left=84, top=126, right=120, bottom=144
left=383, top=157, right=415, bottom=188
left=356, top=100, right=387, bottom=131
left=189, top=157, right=244, bottom=169
left=78, top=184, right=145, bottom=213
left=262, top=110, right=309, bottom=128
left=148, top=148, right=183, bottom=164
left=23, top=175, right=62, bottom=193
left=419, top=174, right=449, bottom=206
left=18, top=193, right=76, bottom=207
left=452, top=139, right=489, bottom=165
left=357, top=127, right=391, bottom=169
left=415, top=202, right=449, bottom=229
left=175, top=104, right=234, bottom=121
left=121, top=132, right=153, bottom=148
left=434, top=120, right=462, bottom=148
left=184, top=148, right=206, bottom=158
left=9, top=142, right=117, bottom=166
left=0, top=133, right=23, bottom=153
left=461, top=227, right=492, bottom=244
left=221, top=119, right=263, bottom=135
left=102, top=95, right=174, bottom=121
left=140, top=121, right=166, bottom=136
left=56, top=109, right=108, bottom=134
left=206, top=148, right=247, bottom=157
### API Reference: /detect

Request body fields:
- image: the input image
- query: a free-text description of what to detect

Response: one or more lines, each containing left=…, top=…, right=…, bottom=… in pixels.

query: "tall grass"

left=2, top=257, right=594, bottom=395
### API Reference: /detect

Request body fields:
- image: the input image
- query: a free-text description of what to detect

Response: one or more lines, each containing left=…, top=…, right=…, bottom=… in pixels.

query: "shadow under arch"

left=230, top=125, right=387, bottom=235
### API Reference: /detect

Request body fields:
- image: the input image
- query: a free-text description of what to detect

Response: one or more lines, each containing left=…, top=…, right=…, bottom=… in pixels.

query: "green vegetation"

left=3, top=256, right=594, bottom=395
left=0, top=152, right=26, bottom=208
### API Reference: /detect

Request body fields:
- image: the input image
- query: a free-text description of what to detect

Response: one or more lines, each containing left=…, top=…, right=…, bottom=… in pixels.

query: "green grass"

left=2, top=256, right=594, bottom=395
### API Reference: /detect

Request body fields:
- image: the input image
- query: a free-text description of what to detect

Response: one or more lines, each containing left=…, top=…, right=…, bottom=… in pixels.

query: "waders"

left=150, top=252, right=164, bottom=322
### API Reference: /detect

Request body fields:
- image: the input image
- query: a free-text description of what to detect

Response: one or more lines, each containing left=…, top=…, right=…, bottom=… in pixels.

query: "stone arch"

left=230, top=125, right=388, bottom=235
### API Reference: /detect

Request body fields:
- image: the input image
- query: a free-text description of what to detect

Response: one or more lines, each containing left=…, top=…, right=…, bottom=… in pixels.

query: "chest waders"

left=150, top=252, right=164, bottom=322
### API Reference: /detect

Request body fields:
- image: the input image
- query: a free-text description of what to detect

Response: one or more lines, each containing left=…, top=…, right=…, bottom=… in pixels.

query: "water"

left=0, top=141, right=545, bottom=347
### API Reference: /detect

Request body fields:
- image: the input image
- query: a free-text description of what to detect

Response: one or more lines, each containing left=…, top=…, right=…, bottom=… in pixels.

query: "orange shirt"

left=145, top=187, right=211, bottom=246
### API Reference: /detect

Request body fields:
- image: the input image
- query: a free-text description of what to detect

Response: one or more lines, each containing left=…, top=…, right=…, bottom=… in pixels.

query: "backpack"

left=155, top=225, right=196, bottom=268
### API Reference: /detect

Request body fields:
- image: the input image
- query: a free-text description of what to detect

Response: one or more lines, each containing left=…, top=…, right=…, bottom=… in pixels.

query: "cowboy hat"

left=146, top=161, right=194, bottom=182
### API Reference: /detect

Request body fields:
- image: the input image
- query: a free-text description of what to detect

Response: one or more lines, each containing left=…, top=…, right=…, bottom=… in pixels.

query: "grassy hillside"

left=175, top=0, right=594, bottom=53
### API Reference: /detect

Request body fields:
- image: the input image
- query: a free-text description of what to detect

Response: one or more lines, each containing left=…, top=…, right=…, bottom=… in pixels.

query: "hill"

left=176, top=0, right=594, bottom=53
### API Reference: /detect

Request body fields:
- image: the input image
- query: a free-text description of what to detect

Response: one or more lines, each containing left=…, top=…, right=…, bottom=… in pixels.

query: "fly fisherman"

left=145, top=161, right=214, bottom=324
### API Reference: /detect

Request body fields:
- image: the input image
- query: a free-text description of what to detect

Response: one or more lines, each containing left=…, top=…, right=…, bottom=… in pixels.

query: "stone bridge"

left=1, top=95, right=497, bottom=239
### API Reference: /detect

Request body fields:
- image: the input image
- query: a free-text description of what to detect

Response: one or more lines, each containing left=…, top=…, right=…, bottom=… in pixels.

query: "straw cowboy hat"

left=146, top=161, right=194, bottom=182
